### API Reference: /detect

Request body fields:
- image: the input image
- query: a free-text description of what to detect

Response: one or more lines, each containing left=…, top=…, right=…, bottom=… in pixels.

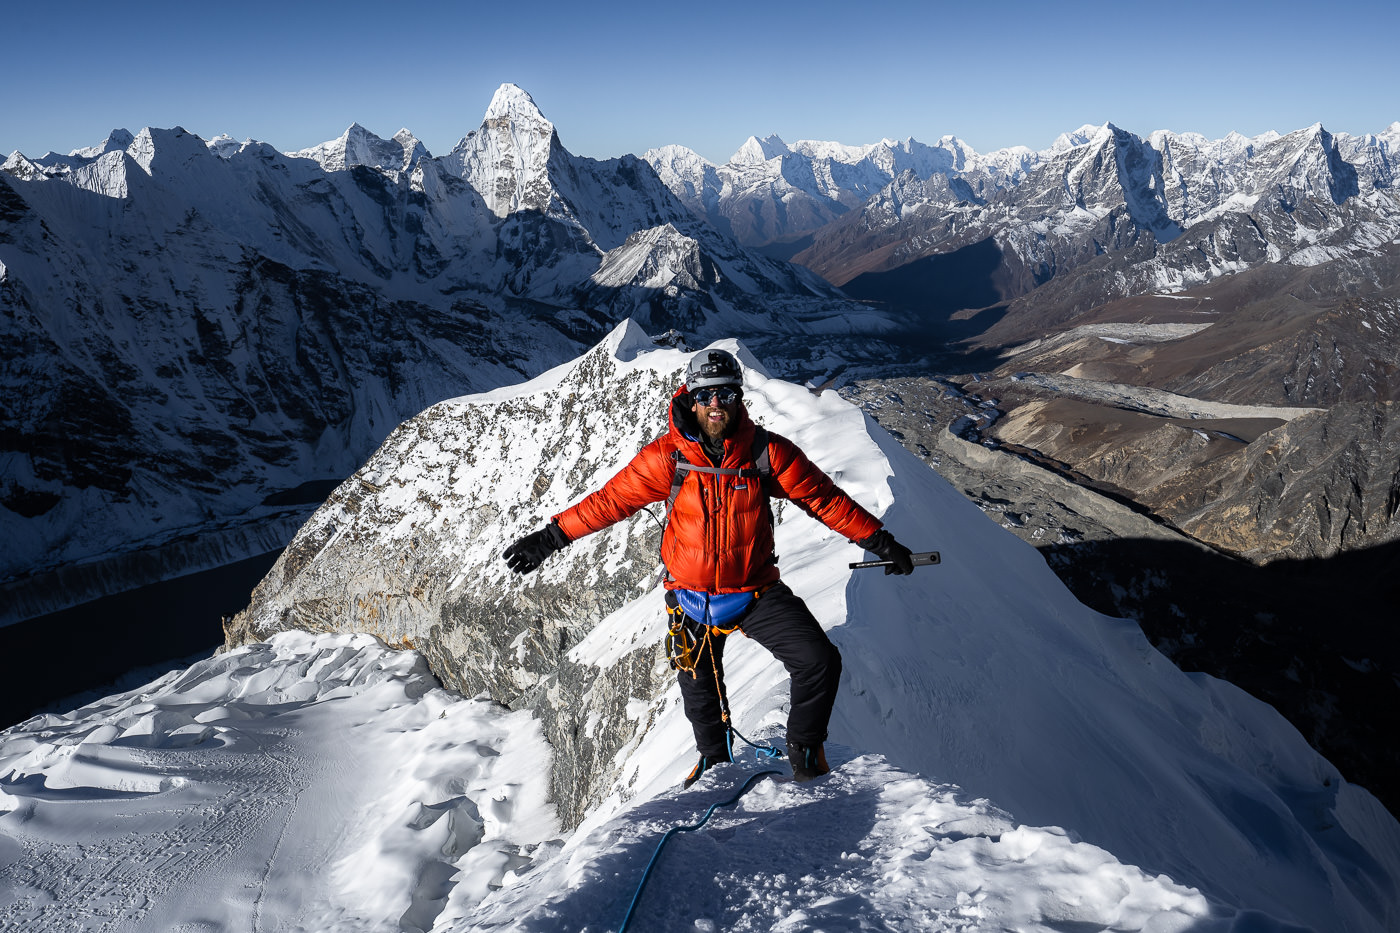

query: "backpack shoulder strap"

left=665, top=448, right=691, bottom=518
left=751, top=426, right=771, bottom=483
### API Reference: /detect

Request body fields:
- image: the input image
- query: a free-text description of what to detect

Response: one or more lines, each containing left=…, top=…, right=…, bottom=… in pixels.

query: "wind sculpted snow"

left=4, top=323, right=1400, bottom=931
left=0, top=632, right=559, bottom=932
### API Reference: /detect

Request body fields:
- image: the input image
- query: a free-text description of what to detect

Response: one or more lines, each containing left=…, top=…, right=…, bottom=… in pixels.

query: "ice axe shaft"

left=849, top=550, right=940, bottom=570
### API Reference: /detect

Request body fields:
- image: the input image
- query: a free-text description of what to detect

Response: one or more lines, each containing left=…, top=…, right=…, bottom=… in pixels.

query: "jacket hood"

left=669, top=385, right=756, bottom=463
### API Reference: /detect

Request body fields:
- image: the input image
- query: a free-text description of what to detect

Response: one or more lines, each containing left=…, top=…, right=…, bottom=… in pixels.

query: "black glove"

left=858, top=529, right=914, bottom=575
left=503, top=522, right=571, bottom=574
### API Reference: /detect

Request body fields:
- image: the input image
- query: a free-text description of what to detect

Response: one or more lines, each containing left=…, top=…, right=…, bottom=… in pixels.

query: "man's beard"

left=698, top=408, right=732, bottom=440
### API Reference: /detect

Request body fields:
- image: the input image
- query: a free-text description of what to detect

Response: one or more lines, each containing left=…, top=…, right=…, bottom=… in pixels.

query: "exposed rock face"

left=982, top=244, right=1400, bottom=405
left=985, top=395, right=1400, bottom=561
left=839, top=376, right=1198, bottom=550
left=976, top=297, right=1400, bottom=565
left=1148, top=402, right=1400, bottom=561
left=224, top=323, right=686, bottom=827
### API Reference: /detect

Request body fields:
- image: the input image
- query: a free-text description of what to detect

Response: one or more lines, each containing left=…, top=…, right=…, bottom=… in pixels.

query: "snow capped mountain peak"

left=643, top=143, right=715, bottom=171
left=791, top=138, right=876, bottom=163
left=589, top=222, right=713, bottom=293
left=70, top=128, right=135, bottom=160
left=125, top=126, right=211, bottom=176
left=443, top=82, right=565, bottom=218
left=483, top=82, right=550, bottom=127
left=206, top=134, right=242, bottom=159
left=289, top=123, right=428, bottom=173
left=935, top=133, right=975, bottom=153
left=2, top=150, right=50, bottom=179
left=733, top=133, right=789, bottom=164
left=1051, top=123, right=1108, bottom=151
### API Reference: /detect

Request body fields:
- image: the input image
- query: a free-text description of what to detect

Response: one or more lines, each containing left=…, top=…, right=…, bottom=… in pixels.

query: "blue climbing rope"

left=617, top=768, right=782, bottom=933
left=727, top=722, right=784, bottom=762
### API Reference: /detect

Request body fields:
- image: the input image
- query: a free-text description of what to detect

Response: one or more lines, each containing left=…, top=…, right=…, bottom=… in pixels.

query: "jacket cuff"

left=546, top=520, right=572, bottom=548
left=856, top=528, right=891, bottom=550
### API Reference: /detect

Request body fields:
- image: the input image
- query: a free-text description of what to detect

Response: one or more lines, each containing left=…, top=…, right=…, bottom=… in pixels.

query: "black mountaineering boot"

left=683, top=753, right=731, bottom=788
left=786, top=740, right=830, bottom=782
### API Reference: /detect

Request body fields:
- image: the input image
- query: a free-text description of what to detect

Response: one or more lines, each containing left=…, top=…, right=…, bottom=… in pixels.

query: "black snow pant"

left=672, top=581, right=842, bottom=758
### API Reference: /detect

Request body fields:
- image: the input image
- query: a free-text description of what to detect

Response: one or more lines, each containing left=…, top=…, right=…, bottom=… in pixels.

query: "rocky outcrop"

left=1149, top=402, right=1400, bottom=561
left=839, top=376, right=1200, bottom=550
left=976, top=374, right=1400, bottom=564
left=223, top=323, right=687, bottom=827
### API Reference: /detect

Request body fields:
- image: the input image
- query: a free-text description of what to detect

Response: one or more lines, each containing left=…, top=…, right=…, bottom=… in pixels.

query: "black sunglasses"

left=692, top=386, right=740, bottom=406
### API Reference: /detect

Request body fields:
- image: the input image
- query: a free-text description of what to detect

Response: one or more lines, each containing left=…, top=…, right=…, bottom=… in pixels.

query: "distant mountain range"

left=644, top=118, right=1399, bottom=310
left=4, top=83, right=1399, bottom=702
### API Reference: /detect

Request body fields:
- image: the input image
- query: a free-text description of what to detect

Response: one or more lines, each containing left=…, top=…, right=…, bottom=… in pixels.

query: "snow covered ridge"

left=211, top=322, right=1400, bottom=931
left=223, top=322, right=718, bottom=829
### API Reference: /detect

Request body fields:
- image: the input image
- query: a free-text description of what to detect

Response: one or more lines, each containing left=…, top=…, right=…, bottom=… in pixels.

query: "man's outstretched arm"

left=769, top=435, right=915, bottom=575
left=503, top=440, right=672, bottom=574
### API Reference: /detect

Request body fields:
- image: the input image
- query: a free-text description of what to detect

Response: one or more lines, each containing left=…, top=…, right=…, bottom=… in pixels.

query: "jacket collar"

left=669, top=385, right=755, bottom=465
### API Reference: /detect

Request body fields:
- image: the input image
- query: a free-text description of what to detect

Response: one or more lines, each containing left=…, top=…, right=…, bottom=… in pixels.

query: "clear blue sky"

left=4, top=0, right=1397, bottom=164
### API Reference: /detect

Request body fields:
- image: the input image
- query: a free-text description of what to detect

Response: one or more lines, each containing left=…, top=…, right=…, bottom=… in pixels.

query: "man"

left=503, top=348, right=914, bottom=784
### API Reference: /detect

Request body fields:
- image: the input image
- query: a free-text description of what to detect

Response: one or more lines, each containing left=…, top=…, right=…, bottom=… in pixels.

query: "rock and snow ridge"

left=289, top=123, right=428, bottom=175
left=641, top=116, right=1399, bottom=256
left=199, top=321, right=1400, bottom=932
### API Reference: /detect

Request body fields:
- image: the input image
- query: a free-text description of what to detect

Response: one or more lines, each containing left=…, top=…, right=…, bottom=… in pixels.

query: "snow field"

left=0, top=631, right=1224, bottom=933
left=0, top=632, right=557, bottom=933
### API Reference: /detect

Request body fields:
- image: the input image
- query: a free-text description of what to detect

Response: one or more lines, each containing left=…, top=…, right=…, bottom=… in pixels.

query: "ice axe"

left=849, top=550, right=940, bottom=570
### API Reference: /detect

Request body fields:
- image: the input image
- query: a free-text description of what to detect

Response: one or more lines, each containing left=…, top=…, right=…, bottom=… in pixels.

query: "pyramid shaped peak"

left=1270, top=122, right=1334, bottom=150
left=732, top=133, right=789, bottom=164
left=485, top=83, right=549, bottom=124
left=70, top=128, right=136, bottom=160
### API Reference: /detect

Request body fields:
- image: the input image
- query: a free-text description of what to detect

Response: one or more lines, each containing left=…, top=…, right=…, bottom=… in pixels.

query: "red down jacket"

left=553, top=387, right=882, bottom=593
